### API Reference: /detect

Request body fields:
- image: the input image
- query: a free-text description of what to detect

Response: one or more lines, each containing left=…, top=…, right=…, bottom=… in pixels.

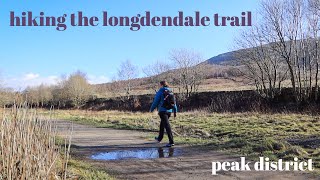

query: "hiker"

left=150, top=81, right=177, bottom=147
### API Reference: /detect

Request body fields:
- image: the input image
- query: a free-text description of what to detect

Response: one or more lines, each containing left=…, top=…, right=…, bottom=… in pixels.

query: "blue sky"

left=0, top=0, right=259, bottom=90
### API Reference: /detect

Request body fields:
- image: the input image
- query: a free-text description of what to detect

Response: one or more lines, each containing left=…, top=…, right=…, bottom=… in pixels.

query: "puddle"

left=91, top=148, right=182, bottom=160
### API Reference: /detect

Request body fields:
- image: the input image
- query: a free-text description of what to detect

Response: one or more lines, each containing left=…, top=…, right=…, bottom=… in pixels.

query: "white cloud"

left=23, top=73, right=40, bottom=80
left=88, top=75, right=110, bottom=84
left=2, top=73, right=110, bottom=90
left=3, top=73, right=61, bottom=90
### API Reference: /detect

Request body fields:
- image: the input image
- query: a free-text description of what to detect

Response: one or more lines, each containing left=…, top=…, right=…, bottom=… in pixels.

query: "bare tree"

left=143, top=60, right=172, bottom=92
left=259, top=0, right=302, bottom=100
left=108, top=76, right=126, bottom=100
left=0, top=88, right=14, bottom=107
left=24, top=86, right=39, bottom=106
left=235, top=25, right=288, bottom=98
left=24, top=84, right=53, bottom=107
left=61, top=71, right=93, bottom=107
left=169, top=49, right=208, bottom=98
left=116, top=60, right=139, bottom=97
left=237, top=0, right=320, bottom=101
left=307, top=0, right=320, bottom=100
left=37, top=84, right=53, bottom=106
left=263, top=0, right=320, bottom=101
left=0, top=82, right=19, bottom=106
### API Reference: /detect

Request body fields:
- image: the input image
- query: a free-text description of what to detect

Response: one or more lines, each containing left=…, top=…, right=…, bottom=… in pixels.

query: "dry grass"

left=0, top=105, right=71, bottom=180
left=196, top=78, right=253, bottom=92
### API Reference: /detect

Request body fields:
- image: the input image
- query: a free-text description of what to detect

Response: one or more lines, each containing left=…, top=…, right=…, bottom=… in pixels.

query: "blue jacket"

left=150, top=87, right=178, bottom=113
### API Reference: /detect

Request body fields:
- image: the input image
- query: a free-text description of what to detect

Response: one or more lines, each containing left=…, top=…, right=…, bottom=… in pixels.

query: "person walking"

left=150, top=81, right=177, bottom=147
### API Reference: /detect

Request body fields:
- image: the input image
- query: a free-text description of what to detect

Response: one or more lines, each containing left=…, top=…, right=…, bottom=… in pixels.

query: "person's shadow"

left=158, top=147, right=174, bottom=158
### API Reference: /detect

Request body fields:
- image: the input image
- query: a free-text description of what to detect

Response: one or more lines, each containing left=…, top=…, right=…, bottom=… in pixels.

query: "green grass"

left=48, top=110, right=320, bottom=174
left=55, top=136, right=114, bottom=180
left=67, top=159, right=114, bottom=180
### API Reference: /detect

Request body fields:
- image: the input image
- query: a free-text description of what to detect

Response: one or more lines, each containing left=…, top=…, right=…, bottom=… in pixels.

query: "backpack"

left=162, top=89, right=176, bottom=110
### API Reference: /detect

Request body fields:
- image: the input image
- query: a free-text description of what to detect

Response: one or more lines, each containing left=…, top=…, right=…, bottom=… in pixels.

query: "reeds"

left=0, top=105, right=71, bottom=179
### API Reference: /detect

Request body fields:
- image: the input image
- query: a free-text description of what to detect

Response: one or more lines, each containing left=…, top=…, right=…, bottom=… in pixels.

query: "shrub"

left=0, top=106, right=70, bottom=179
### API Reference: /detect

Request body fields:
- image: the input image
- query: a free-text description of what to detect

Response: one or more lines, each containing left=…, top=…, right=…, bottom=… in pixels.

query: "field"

left=49, top=109, right=320, bottom=175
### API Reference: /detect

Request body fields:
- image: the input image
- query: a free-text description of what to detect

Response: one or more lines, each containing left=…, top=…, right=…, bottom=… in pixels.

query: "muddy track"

left=55, top=120, right=318, bottom=180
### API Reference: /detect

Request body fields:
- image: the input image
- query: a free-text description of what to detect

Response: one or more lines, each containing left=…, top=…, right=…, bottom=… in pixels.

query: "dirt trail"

left=55, top=120, right=318, bottom=180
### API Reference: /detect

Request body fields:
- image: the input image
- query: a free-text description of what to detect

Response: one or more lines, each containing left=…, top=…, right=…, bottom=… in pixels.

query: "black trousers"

left=158, top=112, right=174, bottom=144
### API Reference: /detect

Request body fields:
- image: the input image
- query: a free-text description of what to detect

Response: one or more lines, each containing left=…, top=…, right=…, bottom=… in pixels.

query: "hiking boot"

left=165, top=143, right=175, bottom=147
left=155, top=137, right=161, bottom=143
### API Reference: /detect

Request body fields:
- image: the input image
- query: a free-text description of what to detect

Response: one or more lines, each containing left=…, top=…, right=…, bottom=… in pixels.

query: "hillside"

left=205, top=50, right=242, bottom=65
left=93, top=49, right=250, bottom=98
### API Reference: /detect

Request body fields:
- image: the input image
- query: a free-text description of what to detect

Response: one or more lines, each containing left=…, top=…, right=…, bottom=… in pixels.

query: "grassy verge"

left=66, top=159, right=114, bottom=180
left=55, top=137, right=114, bottom=180
left=47, top=109, right=320, bottom=174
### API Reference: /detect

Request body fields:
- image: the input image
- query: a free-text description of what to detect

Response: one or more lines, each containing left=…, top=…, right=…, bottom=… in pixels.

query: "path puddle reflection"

left=91, top=147, right=182, bottom=160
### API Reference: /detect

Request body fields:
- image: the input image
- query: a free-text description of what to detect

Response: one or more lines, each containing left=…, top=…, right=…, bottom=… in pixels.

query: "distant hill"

left=205, top=50, right=240, bottom=65
left=206, top=39, right=314, bottom=65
